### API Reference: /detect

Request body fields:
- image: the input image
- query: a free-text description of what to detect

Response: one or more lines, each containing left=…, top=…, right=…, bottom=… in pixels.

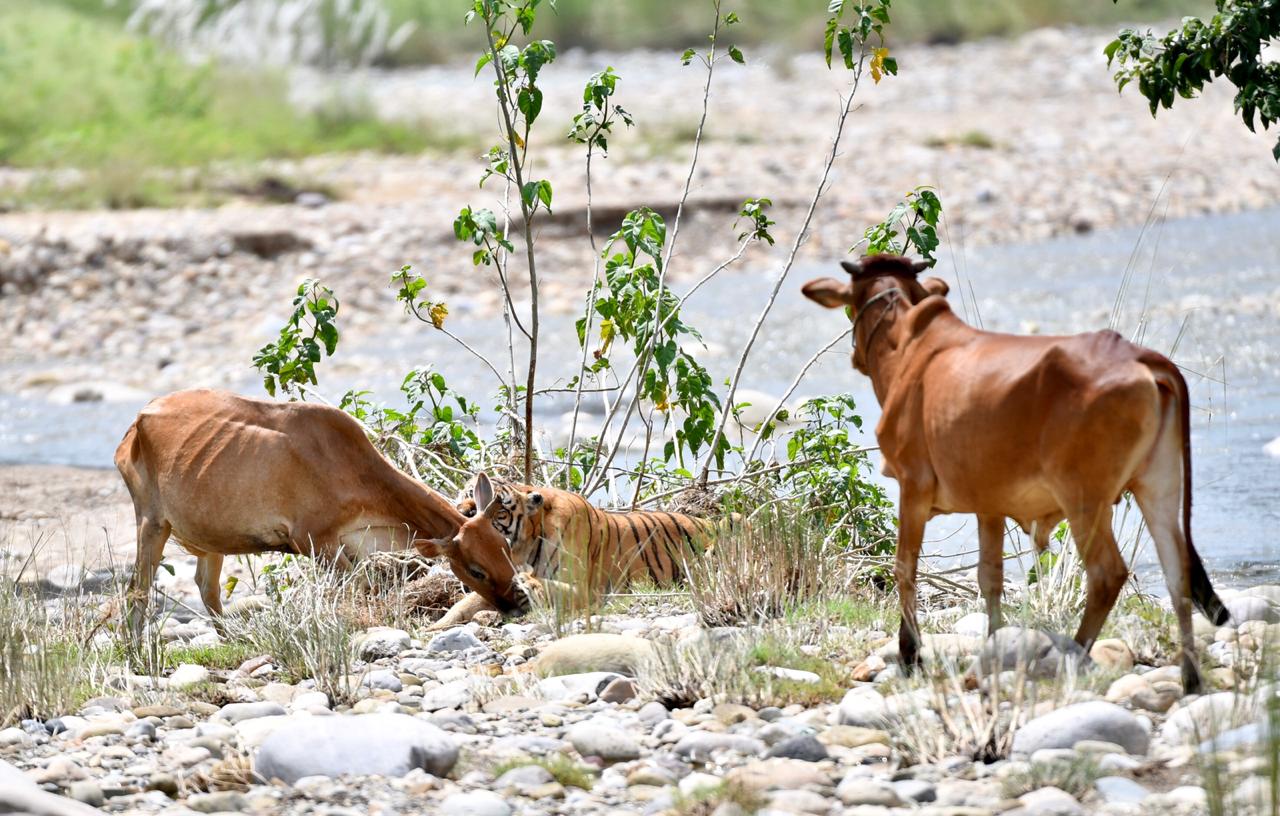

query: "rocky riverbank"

left=2, top=574, right=1278, bottom=816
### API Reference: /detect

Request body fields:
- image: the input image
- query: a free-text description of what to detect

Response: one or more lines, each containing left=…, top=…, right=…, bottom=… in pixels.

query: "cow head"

left=420, top=472, right=533, bottom=615
left=801, top=253, right=949, bottom=373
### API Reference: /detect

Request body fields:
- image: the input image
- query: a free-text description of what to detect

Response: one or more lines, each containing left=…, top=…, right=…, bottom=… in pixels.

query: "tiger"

left=427, top=471, right=724, bottom=628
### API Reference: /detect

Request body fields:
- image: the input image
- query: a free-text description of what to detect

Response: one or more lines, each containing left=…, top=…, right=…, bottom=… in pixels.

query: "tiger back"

left=456, top=474, right=719, bottom=591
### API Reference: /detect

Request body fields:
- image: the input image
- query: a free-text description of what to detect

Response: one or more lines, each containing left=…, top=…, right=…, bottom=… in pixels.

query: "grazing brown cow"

left=802, top=254, right=1228, bottom=693
left=114, top=389, right=527, bottom=631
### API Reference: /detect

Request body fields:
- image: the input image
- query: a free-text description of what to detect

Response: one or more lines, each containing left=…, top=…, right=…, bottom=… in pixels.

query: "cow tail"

left=1152, top=355, right=1228, bottom=625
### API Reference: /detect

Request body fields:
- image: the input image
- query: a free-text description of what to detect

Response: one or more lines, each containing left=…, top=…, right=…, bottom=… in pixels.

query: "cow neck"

left=859, top=294, right=909, bottom=406
left=862, top=294, right=952, bottom=406
left=390, top=470, right=466, bottom=540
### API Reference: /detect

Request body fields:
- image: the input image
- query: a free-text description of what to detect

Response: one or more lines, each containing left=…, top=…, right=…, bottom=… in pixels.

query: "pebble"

left=837, top=777, right=904, bottom=807
left=440, top=791, right=512, bottom=816
left=765, top=734, right=828, bottom=762
left=187, top=791, right=249, bottom=812
left=1094, top=775, right=1150, bottom=804
left=213, top=701, right=286, bottom=724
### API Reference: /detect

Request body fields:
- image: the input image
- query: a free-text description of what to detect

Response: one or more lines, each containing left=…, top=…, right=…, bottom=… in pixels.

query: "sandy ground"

left=0, top=464, right=139, bottom=579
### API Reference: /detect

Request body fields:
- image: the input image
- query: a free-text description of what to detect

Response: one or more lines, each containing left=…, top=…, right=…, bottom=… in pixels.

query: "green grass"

left=786, top=594, right=896, bottom=630
left=491, top=754, right=596, bottom=790
left=745, top=635, right=852, bottom=707
left=0, top=2, right=433, bottom=209
left=164, top=641, right=258, bottom=672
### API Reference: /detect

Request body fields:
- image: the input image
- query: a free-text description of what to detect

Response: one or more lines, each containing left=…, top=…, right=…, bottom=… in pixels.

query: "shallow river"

left=3, top=207, right=1278, bottom=585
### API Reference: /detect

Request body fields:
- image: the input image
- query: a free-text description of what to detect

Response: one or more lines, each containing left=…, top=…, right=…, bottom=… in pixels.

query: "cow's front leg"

left=976, top=514, right=1006, bottom=634
left=895, top=496, right=930, bottom=673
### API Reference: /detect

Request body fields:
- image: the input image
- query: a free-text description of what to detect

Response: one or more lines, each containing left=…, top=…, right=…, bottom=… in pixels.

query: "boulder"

left=356, top=627, right=412, bottom=659
left=0, top=760, right=101, bottom=816
left=1161, top=692, right=1256, bottom=745
left=1012, top=702, right=1150, bottom=756
left=835, top=687, right=888, bottom=727
left=566, top=721, right=642, bottom=763
left=672, top=732, right=766, bottom=762
left=255, top=713, right=457, bottom=783
left=535, top=671, right=623, bottom=701
left=1225, top=596, right=1279, bottom=625
left=1017, top=786, right=1084, bottom=815
left=533, top=633, right=653, bottom=676
left=981, top=627, right=1086, bottom=678
left=426, top=627, right=483, bottom=654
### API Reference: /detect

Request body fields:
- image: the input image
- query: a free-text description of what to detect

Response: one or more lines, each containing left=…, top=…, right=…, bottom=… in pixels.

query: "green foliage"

left=252, top=280, right=341, bottom=398
left=568, top=67, right=634, bottom=153
left=341, top=369, right=483, bottom=474
left=0, top=2, right=430, bottom=209
left=779, top=394, right=896, bottom=554
left=579, top=207, right=725, bottom=470
left=824, top=0, right=897, bottom=79
left=736, top=197, right=777, bottom=244
left=1107, top=0, right=1280, bottom=160
left=857, top=186, right=943, bottom=265
left=164, top=641, right=258, bottom=671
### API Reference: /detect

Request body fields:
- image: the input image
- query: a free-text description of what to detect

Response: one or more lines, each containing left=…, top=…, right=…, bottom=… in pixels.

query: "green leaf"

left=728, top=45, right=745, bottom=64
left=681, top=48, right=696, bottom=66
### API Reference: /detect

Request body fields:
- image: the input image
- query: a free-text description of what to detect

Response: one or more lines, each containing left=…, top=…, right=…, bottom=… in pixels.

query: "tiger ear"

left=474, top=472, right=497, bottom=517
left=526, top=491, right=544, bottom=510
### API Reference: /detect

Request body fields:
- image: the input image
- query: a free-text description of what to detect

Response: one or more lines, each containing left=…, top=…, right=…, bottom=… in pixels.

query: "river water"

left=3, top=207, right=1277, bottom=584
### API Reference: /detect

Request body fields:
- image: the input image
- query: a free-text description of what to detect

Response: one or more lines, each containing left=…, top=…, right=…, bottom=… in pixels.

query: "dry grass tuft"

left=685, top=507, right=847, bottom=627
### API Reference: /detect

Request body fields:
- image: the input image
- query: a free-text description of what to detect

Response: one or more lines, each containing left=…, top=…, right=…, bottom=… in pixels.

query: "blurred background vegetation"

left=1, top=0, right=1210, bottom=209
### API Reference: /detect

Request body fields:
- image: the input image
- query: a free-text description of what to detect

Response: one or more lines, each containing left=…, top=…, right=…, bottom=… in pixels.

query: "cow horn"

left=840, top=259, right=863, bottom=276
left=911, top=259, right=932, bottom=273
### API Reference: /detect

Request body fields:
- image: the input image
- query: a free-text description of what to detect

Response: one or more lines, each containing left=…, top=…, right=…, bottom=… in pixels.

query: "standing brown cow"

left=115, top=389, right=527, bottom=631
left=802, top=254, right=1228, bottom=693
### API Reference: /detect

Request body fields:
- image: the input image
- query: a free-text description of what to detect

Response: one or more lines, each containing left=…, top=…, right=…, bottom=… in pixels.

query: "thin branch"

left=700, top=57, right=867, bottom=484
left=739, top=326, right=853, bottom=470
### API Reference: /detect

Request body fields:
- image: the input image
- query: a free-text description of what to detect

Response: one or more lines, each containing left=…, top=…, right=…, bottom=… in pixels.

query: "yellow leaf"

left=513, top=131, right=525, bottom=150
left=598, top=319, right=615, bottom=356
left=429, top=302, right=449, bottom=329
left=870, top=47, right=889, bottom=84
left=223, top=575, right=239, bottom=600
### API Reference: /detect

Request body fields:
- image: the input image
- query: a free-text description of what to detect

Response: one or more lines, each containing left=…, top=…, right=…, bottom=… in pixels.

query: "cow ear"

left=801, top=277, right=852, bottom=308
left=921, top=276, right=949, bottom=298
left=474, top=472, right=496, bottom=516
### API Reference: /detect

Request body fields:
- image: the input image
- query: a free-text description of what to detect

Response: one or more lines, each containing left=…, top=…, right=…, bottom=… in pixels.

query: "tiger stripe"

left=456, top=475, right=721, bottom=591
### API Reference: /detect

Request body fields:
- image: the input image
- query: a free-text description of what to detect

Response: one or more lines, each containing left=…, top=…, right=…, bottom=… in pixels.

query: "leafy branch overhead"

left=857, top=186, right=943, bottom=265
left=1107, top=0, right=1280, bottom=161
left=825, top=0, right=898, bottom=81
left=252, top=279, right=340, bottom=398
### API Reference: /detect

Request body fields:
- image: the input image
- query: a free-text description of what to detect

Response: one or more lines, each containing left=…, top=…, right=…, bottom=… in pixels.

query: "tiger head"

left=428, top=471, right=538, bottom=615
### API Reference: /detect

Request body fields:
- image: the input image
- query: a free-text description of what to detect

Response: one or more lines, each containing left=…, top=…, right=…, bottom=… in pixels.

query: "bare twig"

left=739, top=326, right=853, bottom=471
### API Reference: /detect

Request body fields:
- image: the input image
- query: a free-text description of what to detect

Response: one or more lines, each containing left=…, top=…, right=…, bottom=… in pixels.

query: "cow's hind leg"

left=128, top=515, right=171, bottom=637
left=1066, top=502, right=1127, bottom=653
left=977, top=514, right=1006, bottom=635
left=895, top=496, right=930, bottom=673
left=194, top=553, right=226, bottom=633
